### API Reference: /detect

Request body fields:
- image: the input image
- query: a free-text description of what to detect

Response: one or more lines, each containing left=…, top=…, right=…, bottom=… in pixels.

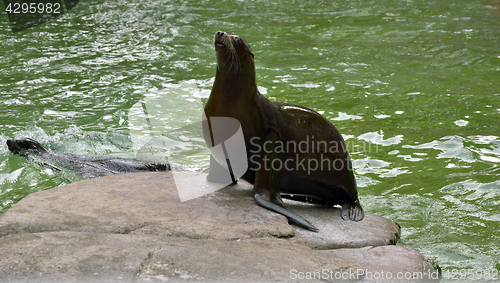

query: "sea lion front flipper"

left=206, top=155, right=237, bottom=184
left=341, top=200, right=364, bottom=222
left=254, top=194, right=319, bottom=232
left=40, top=162, right=63, bottom=172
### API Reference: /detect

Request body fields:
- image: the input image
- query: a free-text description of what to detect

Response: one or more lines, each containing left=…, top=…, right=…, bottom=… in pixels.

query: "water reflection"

left=353, top=157, right=409, bottom=178
left=333, top=112, right=362, bottom=121
left=403, top=135, right=500, bottom=165
left=358, top=131, right=404, bottom=146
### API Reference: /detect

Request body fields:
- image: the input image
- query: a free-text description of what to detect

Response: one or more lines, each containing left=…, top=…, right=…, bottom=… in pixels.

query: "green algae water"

left=1, top=0, right=499, bottom=280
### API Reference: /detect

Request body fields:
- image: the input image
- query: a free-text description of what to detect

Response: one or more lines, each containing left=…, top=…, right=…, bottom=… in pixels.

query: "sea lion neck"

left=211, top=31, right=258, bottom=102
left=212, top=60, right=257, bottom=98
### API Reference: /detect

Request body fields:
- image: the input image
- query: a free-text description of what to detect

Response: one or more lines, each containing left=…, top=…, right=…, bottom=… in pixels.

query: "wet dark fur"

left=204, top=31, right=364, bottom=231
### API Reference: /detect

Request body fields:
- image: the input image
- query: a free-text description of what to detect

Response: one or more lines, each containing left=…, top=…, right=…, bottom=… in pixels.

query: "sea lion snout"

left=6, top=139, right=16, bottom=152
left=214, top=31, right=227, bottom=47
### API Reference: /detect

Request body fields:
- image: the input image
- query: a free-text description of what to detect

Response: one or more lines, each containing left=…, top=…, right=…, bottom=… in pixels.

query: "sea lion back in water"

left=203, top=31, right=364, bottom=231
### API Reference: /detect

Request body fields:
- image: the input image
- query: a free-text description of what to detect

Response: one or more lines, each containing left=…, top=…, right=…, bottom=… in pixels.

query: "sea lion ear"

left=250, top=51, right=254, bottom=58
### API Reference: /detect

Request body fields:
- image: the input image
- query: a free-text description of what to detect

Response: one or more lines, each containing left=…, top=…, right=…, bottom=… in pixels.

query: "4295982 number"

left=443, top=268, right=499, bottom=280
left=5, top=2, right=62, bottom=14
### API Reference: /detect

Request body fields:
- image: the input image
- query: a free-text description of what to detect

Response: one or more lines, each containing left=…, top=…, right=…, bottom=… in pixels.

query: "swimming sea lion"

left=204, top=31, right=364, bottom=232
left=6, top=138, right=173, bottom=178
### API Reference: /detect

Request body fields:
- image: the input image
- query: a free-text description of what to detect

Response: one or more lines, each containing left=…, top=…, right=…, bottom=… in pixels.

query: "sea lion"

left=6, top=138, right=173, bottom=178
left=203, top=31, right=364, bottom=232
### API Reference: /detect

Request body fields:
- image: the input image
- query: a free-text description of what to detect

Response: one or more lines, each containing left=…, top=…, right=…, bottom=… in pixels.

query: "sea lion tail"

left=341, top=200, right=364, bottom=221
left=254, top=194, right=319, bottom=232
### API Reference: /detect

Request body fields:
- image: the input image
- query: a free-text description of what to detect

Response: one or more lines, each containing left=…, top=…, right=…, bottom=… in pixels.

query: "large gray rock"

left=285, top=200, right=400, bottom=249
left=0, top=172, right=293, bottom=240
left=0, top=232, right=159, bottom=283
left=0, top=231, right=361, bottom=283
left=0, top=172, right=399, bottom=246
left=0, top=172, right=438, bottom=282
left=329, top=246, right=440, bottom=282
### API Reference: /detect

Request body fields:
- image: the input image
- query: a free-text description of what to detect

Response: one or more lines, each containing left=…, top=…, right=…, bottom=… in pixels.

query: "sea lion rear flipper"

left=254, top=194, right=319, bottom=232
left=341, top=200, right=364, bottom=222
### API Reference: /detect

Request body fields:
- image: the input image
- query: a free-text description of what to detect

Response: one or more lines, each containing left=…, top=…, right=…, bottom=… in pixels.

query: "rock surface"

left=0, top=172, right=438, bottom=282
left=329, top=246, right=440, bottom=282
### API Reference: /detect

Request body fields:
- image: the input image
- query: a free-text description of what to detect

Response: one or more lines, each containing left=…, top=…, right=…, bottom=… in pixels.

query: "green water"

left=1, top=0, right=499, bottom=280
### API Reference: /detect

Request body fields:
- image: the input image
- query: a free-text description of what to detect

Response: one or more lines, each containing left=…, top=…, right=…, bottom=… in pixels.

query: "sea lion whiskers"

left=229, top=45, right=240, bottom=74
left=214, top=32, right=241, bottom=74
left=223, top=36, right=240, bottom=74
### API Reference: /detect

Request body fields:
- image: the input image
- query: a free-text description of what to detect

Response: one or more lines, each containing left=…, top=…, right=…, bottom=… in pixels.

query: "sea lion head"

left=213, top=31, right=254, bottom=74
left=6, top=138, right=48, bottom=157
